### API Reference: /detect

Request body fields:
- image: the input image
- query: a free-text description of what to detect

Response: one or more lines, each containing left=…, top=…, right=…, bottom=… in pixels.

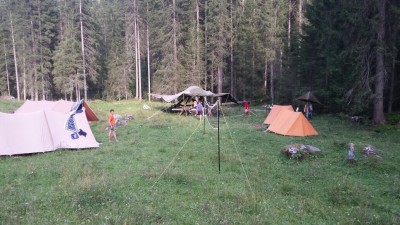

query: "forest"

left=0, top=0, right=399, bottom=124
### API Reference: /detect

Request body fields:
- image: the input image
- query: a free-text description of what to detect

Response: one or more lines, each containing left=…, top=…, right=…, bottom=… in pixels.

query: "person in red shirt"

left=244, top=100, right=250, bottom=115
left=108, top=109, right=118, bottom=142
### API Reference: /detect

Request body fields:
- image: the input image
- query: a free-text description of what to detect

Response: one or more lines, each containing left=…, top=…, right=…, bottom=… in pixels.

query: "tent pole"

left=218, top=100, right=220, bottom=174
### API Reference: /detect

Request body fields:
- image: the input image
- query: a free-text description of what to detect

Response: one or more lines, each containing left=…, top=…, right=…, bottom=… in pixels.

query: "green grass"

left=1, top=99, right=400, bottom=224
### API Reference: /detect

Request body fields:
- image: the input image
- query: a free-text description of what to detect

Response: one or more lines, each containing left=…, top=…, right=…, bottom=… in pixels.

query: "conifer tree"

left=104, top=0, right=132, bottom=100
left=297, top=0, right=400, bottom=121
left=0, top=1, right=11, bottom=96
left=206, top=0, right=229, bottom=94
left=149, top=0, right=186, bottom=94
left=78, top=0, right=100, bottom=100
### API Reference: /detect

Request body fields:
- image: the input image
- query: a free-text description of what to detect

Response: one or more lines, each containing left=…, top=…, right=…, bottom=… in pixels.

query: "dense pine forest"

left=0, top=0, right=399, bottom=124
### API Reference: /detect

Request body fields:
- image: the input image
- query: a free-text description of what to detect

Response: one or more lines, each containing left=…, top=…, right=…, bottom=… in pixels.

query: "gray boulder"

left=282, top=144, right=320, bottom=159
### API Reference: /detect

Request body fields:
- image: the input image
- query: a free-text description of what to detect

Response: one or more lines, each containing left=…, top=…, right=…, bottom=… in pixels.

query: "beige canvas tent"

left=0, top=111, right=55, bottom=155
left=0, top=100, right=99, bottom=156
left=267, top=109, right=318, bottom=137
left=15, top=100, right=99, bottom=121
left=263, top=105, right=294, bottom=125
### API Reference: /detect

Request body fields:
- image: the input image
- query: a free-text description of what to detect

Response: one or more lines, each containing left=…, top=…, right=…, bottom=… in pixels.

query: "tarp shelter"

left=263, top=105, right=294, bottom=125
left=15, top=99, right=99, bottom=121
left=151, top=86, right=214, bottom=103
left=295, top=91, right=321, bottom=105
left=151, top=86, right=238, bottom=104
left=267, top=109, right=318, bottom=137
left=0, top=100, right=99, bottom=156
left=212, top=93, right=238, bottom=104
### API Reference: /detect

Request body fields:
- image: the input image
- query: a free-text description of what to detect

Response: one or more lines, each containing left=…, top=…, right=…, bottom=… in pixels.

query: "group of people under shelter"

left=192, top=98, right=218, bottom=120
left=179, top=97, right=218, bottom=120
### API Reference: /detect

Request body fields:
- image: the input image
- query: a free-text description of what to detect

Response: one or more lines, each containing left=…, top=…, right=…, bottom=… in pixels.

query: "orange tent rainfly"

left=267, top=109, right=318, bottom=137
left=263, top=105, right=294, bottom=125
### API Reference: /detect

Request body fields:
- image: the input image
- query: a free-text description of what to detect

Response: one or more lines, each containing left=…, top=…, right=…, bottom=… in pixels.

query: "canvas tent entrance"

left=263, top=105, right=294, bottom=125
left=15, top=99, right=99, bottom=121
left=1, top=100, right=99, bottom=156
left=267, top=109, right=318, bottom=137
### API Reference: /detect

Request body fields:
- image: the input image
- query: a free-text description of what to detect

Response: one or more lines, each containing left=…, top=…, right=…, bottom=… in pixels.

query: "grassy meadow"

left=0, top=99, right=399, bottom=224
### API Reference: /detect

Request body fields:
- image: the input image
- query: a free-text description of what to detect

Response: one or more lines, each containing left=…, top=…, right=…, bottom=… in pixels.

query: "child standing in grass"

left=109, top=109, right=118, bottom=142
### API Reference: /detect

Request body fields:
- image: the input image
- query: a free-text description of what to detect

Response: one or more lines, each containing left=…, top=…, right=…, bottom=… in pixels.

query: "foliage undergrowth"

left=0, top=100, right=399, bottom=224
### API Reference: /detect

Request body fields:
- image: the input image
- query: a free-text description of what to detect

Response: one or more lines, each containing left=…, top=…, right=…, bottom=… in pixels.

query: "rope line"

left=149, top=103, right=256, bottom=206
left=205, top=115, right=218, bottom=130
left=146, top=111, right=161, bottom=120
left=220, top=107, right=257, bottom=204
left=150, top=119, right=202, bottom=189
left=247, top=110, right=257, bottom=116
left=222, top=114, right=245, bottom=118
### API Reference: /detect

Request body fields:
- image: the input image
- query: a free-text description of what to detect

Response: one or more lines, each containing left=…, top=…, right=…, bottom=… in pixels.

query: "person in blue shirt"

left=196, top=100, right=204, bottom=120
left=304, top=102, right=313, bottom=119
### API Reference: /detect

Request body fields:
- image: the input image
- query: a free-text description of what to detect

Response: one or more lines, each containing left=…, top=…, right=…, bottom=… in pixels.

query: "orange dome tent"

left=267, top=109, right=318, bottom=137
left=263, top=105, right=294, bottom=125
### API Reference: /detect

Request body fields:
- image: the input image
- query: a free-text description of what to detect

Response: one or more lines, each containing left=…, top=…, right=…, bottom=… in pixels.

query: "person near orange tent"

left=244, top=100, right=250, bottom=115
left=304, top=102, right=313, bottom=119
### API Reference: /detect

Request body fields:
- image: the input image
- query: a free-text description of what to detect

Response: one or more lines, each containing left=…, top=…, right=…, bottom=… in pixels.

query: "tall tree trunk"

left=230, top=0, right=234, bottom=96
left=173, top=0, right=178, bottom=93
left=218, top=62, right=223, bottom=93
left=22, top=38, right=26, bottom=100
left=373, top=0, right=386, bottom=124
left=79, top=0, right=87, bottom=100
left=138, top=22, right=142, bottom=100
left=196, top=0, right=200, bottom=85
left=30, top=20, right=38, bottom=101
left=298, top=0, right=303, bottom=35
left=270, top=63, right=274, bottom=104
left=134, top=0, right=139, bottom=99
left=135, top=0, right=142, bottom=100
left=147, top=3, right=151, bottom=102
left=264, top=57, right=268, bottom=96
left=252, top=42, right=255, bottom=100
left=39, top=2, right=45, bottom=100
left=10, top=12, right=20, bottom=101
left=388, top=57, right=395, bottom=113
left=204, top=0, right=208, bottom=89
left=210, top=70, right=214, bottom=92
left=3, top=43, right=10, bottom=96
left=287, top=0, right=291, bottom=48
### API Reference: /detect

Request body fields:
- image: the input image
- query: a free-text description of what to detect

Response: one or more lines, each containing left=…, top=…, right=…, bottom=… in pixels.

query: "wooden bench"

left=171, top=107, right=196, bottom=116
